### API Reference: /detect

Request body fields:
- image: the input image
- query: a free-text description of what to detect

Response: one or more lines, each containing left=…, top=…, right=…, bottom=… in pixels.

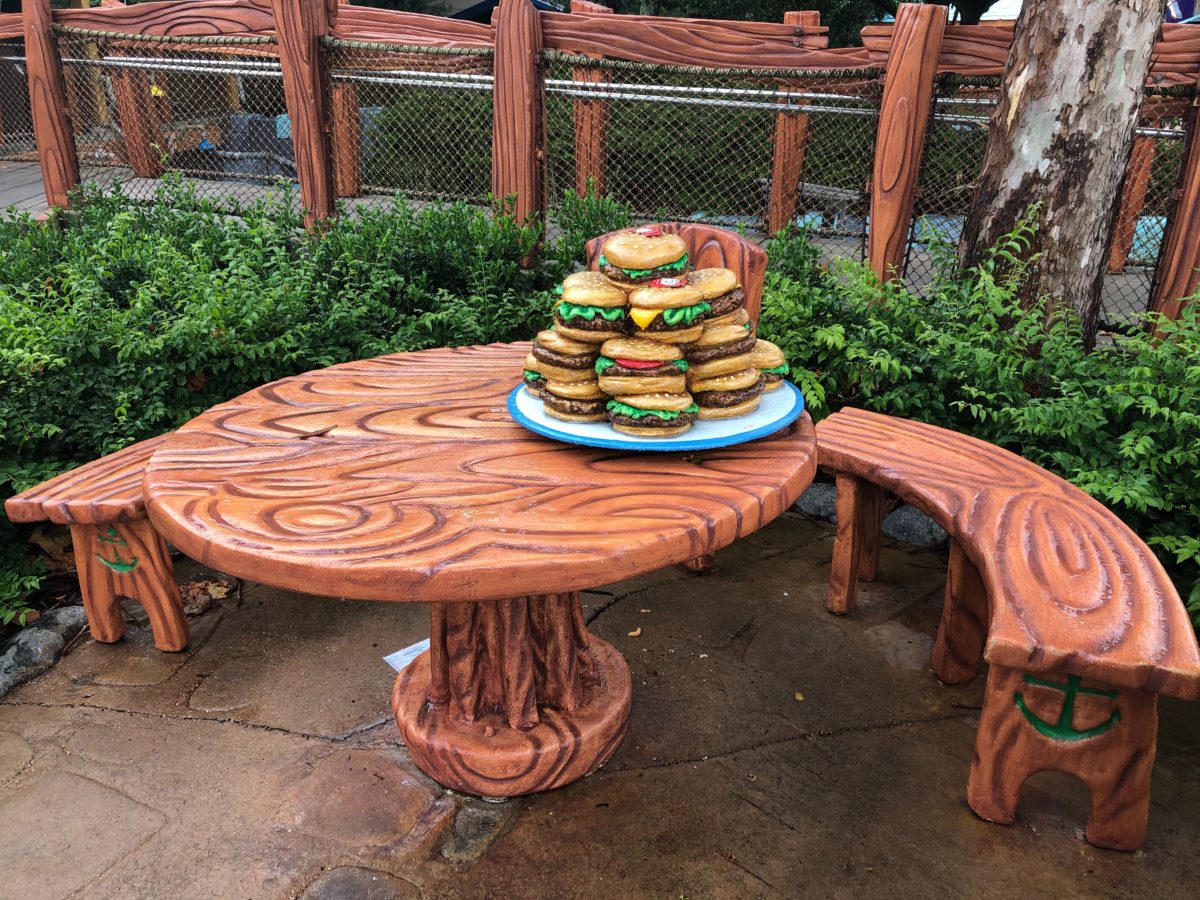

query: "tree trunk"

left=958, top=0, right=1164, bottom=346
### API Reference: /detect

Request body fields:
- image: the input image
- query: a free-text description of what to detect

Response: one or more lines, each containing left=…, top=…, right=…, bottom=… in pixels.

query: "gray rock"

left=300, top=867, right=417, bottom=899
left=441, top=796, right=520, bottom=864
left=30, top=605, right=88, bottom=639
left=882, top=504, right=948, bottom=547
left=0, top=628, right=66, bottom=697
left=795, top=482, right=837, bottom=520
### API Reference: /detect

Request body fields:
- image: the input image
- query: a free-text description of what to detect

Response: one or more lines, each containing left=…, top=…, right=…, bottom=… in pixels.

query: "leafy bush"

left=0, top=179, right=627, bottom=621
left=759, top=218, right=1200, bottom=624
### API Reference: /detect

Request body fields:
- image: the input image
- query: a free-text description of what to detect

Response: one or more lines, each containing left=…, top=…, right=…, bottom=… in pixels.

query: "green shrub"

left=759, top=218, right=1200, bottom=624
left=0, top=179, right=624, bottom=621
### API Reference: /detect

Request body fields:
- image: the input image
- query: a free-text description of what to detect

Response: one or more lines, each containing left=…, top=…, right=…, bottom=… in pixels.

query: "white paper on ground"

left=384, top=637, right=430, bottom=672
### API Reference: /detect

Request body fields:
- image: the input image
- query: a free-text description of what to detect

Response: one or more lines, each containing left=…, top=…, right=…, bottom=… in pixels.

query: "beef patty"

left=704, top=287, right=746, bottom=319
left=545, top=396, right=608, bottom=416
left=687, top=332, right=757, bottom=364
left=533, top=345, right=598, bottom=369
left=693, top=375, right=766, bottom=408
left=602, top=262, right=685, bottom=284
left=555, top=309, right=625, bottom=332
left=602, top=361, right=680, bottom=378
left=610, top=411, right=698, bottom=428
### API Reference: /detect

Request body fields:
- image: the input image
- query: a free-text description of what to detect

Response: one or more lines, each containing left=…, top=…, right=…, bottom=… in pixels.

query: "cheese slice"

left=628, top=307, right=661, bottom=330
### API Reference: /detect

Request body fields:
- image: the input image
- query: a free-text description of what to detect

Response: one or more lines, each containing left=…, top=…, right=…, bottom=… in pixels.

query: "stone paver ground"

left=1, top=514, right=1198, bottom=899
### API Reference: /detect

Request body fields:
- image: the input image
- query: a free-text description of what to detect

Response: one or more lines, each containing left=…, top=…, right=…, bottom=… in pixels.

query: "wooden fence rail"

left=14, top=0, right=1200, bottom=320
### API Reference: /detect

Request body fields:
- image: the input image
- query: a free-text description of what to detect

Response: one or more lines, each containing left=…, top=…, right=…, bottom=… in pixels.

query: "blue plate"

left=507, top=381, right=805, bottom=452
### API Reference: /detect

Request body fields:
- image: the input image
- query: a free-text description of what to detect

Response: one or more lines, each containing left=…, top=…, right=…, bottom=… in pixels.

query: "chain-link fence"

left=543, top=52, right=881, bottom=256
left=0, top=39, right=36, bottom=161
left=54, top=26, right=293, bottom=208
left=323, top=37, right=493, bottom=206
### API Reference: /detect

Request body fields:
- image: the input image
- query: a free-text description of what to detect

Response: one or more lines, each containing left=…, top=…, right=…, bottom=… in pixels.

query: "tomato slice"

left=614, top=357, right=666, bottom=370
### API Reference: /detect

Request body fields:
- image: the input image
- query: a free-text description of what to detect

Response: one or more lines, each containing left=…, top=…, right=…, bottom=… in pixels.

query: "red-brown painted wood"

left=816, top=408, right=1200, bottom=701
left=1107, top=134, right=1156, bottom=273
left=329, top=80, right=360, bottom=198
left=272, top=0, right=335, bottom=224
left=143, top=343, right=818, bottom=605
left=55, top=0, right=276, bottom=37
left=868, top=3, right=946, bottom=282
left=393, top=591, right=631, bottom=796
left=930, top=539, right=987, bottom=685
left=541, top=11, right=866, bottom=71
left=568, top=0, right=610, bottom=197
left=767, top=11, right=819, bottom=236
left=585, top=223, right=768, bottom=319
left=492, top=0, right=542, bottom=223
left=0, top=12, right=22, bottom=41
left=825, top=473, right=864, bottom=616
left=856, top=479, right=884, bottom=582
left=24, top=0, right=80, bottom=208
left=968, top=665, right=1157, bottom=851
left=111, top=68, right=165, bottom=178
left=1151, top=78, right=1200, bottom=322
left=332, top=7, right=494, bottom=49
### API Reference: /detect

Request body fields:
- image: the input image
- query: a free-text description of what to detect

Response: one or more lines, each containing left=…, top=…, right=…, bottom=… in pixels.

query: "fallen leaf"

left=640, top=608, right=651, bottom=613
left=794, top=691, right=805, bottom=702
left=627, top=627, right=642, bottom=637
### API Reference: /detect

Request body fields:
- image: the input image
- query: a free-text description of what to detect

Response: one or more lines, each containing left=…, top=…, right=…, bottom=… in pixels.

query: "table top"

left=144, top=344, right=817, bottom=603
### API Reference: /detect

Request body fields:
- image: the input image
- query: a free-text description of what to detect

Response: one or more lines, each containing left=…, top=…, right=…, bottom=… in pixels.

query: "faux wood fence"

left=13, top=0, right=1200, bottom=321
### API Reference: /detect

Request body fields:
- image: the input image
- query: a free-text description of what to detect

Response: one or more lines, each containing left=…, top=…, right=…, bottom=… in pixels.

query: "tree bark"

left=958, top=0, right=1164, bottom=347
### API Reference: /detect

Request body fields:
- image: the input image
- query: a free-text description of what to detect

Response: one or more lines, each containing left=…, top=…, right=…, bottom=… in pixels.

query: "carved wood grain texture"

left=55, top=0, right=276, bottom=38
left=4, top=434, right=169, bottom=525
left=143, top=343, right=817, bottom=605
left=25, top=0, right=79, bottom=207
left=967, top=664, right=1157, bottom=850
left=330, top=80, right=360, bottom=197
left=683, top=553, right=715, bottom=573
left=492, top=0, right=542, bottom=224
left=766, top=11, right=818, bottom=235
left=1151, top=22, right=1200, bottom=76
left=1107, top=134, right=1155, bottom=273
left=70, top=518, right=188, bottom=651
left=585, top=223, right=769, bottom=319
left=816, top=408, right=1200, bottom=700
left=394, top=594, right=631, bottom=796
left=867, top=3, right=946, bottom=282
left=332, top=7, right=494, bottom=49
left=825, top=473, right=864, bottom=615
left=931, top=539, right=988, bottom=685
left=111, top=69, right=165, bottom=178
left=856, top=479, right=884, bottom=582
left=1151, top=89, right=1200, bottom=322
left=272, top=0, right=335, bottom=224
left=541, top=11, right=866, bottom=71
left=0, top=13, right=21, bottom=41
left=568, top=0, right=610, bottom=197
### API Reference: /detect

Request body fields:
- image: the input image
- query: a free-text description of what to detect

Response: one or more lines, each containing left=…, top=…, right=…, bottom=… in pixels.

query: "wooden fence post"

left=1150, top=91, right=1200, bottom=322
left=330, top=80, right=360, bottom=198
left=492, top=0, right=543, bottom=223
left=23, top=0, right=80, bottom=208
left=569, top=0, right=610, bottom=198
left=867, top=3, right=946, bottom=282
left=112, top=70, right=165, bottom=179
left=767, top=10, right=820, bottom=235
left=272, top=0, right=335, bottom=224
left=1106, top=134, right=1155, bottom=273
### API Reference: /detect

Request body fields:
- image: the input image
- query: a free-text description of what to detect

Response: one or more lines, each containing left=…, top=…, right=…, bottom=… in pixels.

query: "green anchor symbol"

left=1014, top=674, right=1120, bottom=742
left=96, top=526, right=139, bottom=574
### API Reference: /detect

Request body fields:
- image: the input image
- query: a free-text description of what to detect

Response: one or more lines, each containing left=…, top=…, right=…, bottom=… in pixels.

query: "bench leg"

left=827, top=474, right=881, bottom=614
left=931, top=540, right=988, bottom=684
left=70, top=520, right=189, bottom=652
left=858, top=482, right=885, bottom=582
left=684, top=553, right=715, bottom=573
left=393, top=592, right=632, bottom=797
left=968, top=664, right=1157, bottom=851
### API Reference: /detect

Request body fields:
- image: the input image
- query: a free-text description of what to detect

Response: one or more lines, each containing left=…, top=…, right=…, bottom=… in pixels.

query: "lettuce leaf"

left=606, top=400, right=699, bottom=420
left=559, top=302, right=626, bottom=322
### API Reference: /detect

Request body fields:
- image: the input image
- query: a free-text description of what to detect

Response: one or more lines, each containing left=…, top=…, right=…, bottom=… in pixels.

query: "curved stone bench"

left=4, top=435, right=188, bottom=651
left=816, top=407, right=1200, bottom=850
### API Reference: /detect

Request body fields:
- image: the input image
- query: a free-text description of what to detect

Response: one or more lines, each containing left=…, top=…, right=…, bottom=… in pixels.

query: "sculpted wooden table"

left=144, top=344, right=817, bottom=796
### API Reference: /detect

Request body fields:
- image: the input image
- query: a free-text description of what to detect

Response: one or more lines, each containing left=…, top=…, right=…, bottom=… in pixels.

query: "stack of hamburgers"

left=519, top=224, right=791, bottom=439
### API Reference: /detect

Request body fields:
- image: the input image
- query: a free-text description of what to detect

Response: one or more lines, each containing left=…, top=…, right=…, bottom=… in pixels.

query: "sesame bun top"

left=602, top=231, right=688, bottom=269
left=628, top=281, right=705, bottom=310
left=524, top=352, right=539, bottom=371
left=751, top=339, right=786, bottom=369
left=560, top=271, right=627, bottom=308
left=545, top=380, right=607, bottom=400
left=686, top=268, right=739, bottom=299
left=599, top=336, right=684, bottom=362
left=536, top=329, right=598, bottom=356
left=692, top=324, right=756, bottom=348
left=689, top=367, right=760, bottom=393
left=611, top=392, right=695, bottom=412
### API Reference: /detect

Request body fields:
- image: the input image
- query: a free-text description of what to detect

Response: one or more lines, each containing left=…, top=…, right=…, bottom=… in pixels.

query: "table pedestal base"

left=392, top=592, right=631, bottom=797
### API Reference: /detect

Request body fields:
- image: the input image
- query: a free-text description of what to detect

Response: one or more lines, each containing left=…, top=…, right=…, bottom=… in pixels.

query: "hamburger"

left=555, top=271, right=628, bottom=343
left=687, top=268, right=745, bottom=322
left=689, top=367, right=766, bottom=420
left=599, top=226, right=689, bottom=287
left=531, top=329, right=599, bottom=383
left=685, top=324, right=757, bottom=380
left=522, top=352, right=548, bottom=398
left=751, top=339, right=790, bottom=391
left=626, top=278, right=711, bottom=344
left=543, top=378, right=608, bottom=423
left=705, top=307, right=752, bottom=331
left=607, top=392, right=698, bottom=438
left=596, top=337, right=688, bottom=395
